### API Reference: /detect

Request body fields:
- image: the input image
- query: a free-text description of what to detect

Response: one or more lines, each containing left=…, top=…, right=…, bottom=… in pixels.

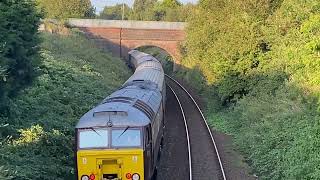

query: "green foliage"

left=99, top=4, right=131, bottom=20
left=0, top=166, right=15, bottom=180
left=152, top=0, right=182, bottom=21
left=0, top=0, right=42, bottom=111
left=185, top=0, right=274, bottom=88
left=37, top=0, right=95, bottom=19
left=212, top=86, right=320, bottom=179
left=0, top=32, right=130, bottom=179
left=132, top=0, right=195, bottom=22
left=171, top=3, right=196, bottom=22
left=180, top=0, right=320, bottom=179
left=0, top=66, right=6, bottom=82
left=130, top=0, right=157, bottom=21
left=98, top=0, right=195, bottom=22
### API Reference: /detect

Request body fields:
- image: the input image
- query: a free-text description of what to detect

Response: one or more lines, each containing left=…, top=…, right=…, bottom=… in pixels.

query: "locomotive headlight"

left=132, top=173, right=140, bottom=180
left=81, top=175, right=89, bottom=180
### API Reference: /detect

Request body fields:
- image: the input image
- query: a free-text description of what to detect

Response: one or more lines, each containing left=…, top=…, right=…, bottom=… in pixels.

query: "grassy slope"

left=0, top=32, right=131, bottom=179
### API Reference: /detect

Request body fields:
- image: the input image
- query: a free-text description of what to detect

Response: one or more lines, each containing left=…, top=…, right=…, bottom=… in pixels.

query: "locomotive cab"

left=76, top=125, right=150, bottom=180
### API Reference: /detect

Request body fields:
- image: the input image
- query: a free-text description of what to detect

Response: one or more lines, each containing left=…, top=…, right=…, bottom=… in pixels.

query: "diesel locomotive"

left=75, top=50, right=165, bottom=180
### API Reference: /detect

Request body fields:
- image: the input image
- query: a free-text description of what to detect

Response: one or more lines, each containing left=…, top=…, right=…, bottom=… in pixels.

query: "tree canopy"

left=37, top=0, right=95, bottom=19
left=152, top=0, right=182, bottom=21
left=130, top=0, right=157, bottom=20
left=99, top=4, right=131, bottom=20
left=99, top=0, right=194, bottom=22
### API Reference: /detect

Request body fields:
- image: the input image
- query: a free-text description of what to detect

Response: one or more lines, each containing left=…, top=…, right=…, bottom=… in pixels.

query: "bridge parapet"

left=68, top=19, right=186, bottom=30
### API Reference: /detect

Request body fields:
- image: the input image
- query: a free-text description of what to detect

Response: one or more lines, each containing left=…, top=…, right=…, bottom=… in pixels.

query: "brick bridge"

left=68, top=19, right=186, bottom=70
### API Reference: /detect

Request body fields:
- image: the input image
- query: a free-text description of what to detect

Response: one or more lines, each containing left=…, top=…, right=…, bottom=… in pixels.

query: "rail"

left=166, top=74, right=227, bottom=180
left=167, top=85, right=193, bottom=180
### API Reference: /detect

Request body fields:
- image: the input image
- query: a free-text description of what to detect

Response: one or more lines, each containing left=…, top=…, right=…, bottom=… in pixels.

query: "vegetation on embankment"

left=0, top=32, right=131, bottom=179
left=178, top=0, right=320, bottom=179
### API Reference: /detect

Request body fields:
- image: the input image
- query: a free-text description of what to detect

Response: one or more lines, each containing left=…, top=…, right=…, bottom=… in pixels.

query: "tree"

left=184, top=0, right=281, bottom=99
left=37, top=0, right=95, bottom=19
left=174, top=3, right=196, bottom=22
left=0, top=0, right=42, bottom=110
left=129, top=0, right=188, bottom=21
left=130, top=0, right=157, bottom=21
left=160, top=0, right=182, bottom=8
left=152, top=0, right=183, bottom=21
left=99, top=4, right=131, bottom=20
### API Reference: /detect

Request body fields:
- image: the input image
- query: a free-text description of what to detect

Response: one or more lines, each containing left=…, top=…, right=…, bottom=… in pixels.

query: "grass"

left=0, top=31, right=131, bottom=179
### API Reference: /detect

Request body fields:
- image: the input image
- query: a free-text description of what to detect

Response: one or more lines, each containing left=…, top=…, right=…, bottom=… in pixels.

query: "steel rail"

left=167, top=85, right=193, bottom=180
left=165, top=74, right=227, bottom=180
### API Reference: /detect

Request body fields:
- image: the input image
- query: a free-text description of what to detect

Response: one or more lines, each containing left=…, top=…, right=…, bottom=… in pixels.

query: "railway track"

left=165, top=75, right=227, bottom=180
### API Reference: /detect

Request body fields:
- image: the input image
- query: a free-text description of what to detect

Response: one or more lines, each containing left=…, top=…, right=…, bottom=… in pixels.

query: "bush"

left=0, top=0, right=42, bottom=111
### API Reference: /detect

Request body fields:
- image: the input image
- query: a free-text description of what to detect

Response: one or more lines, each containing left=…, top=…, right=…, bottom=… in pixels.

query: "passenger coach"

left=75, top=50, right=165, bottom=180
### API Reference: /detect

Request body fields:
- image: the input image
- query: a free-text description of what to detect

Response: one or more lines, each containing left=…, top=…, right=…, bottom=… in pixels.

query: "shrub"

left=0, top=0, right=42, bottom=111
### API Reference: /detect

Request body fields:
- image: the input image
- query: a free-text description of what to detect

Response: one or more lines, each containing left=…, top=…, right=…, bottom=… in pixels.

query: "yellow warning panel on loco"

left=77, top=149, right=144, bottom=180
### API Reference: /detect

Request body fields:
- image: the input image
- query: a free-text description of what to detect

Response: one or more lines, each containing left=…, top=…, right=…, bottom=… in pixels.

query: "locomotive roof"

left=76, top=50, right=164, bottom=129
left=76, top=85, right=162, bottom=129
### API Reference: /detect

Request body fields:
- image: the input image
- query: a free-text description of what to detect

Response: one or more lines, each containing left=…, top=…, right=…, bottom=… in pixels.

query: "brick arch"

left=68, top=19, right=186, bottom=71
left=121, top=40, right=181, bottom=66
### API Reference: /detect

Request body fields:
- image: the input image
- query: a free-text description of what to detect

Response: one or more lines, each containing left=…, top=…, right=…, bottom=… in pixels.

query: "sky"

left=91, top=0, right=198, bottom=13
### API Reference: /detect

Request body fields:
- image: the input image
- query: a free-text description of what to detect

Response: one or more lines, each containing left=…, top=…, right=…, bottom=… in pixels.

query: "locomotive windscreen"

left=78, top=128, right=142, bottom=149
left=111, top=129, right=141, bottom=147
left=79, top=129, right=108, bottom=148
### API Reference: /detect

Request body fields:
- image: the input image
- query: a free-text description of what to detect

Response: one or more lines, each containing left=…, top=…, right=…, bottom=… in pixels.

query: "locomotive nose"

left=77, top=149, right=144, bottom=180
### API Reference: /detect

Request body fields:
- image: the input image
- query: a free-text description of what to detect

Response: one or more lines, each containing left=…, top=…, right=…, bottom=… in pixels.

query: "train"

left=75, top=50, right=165, bottom=180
